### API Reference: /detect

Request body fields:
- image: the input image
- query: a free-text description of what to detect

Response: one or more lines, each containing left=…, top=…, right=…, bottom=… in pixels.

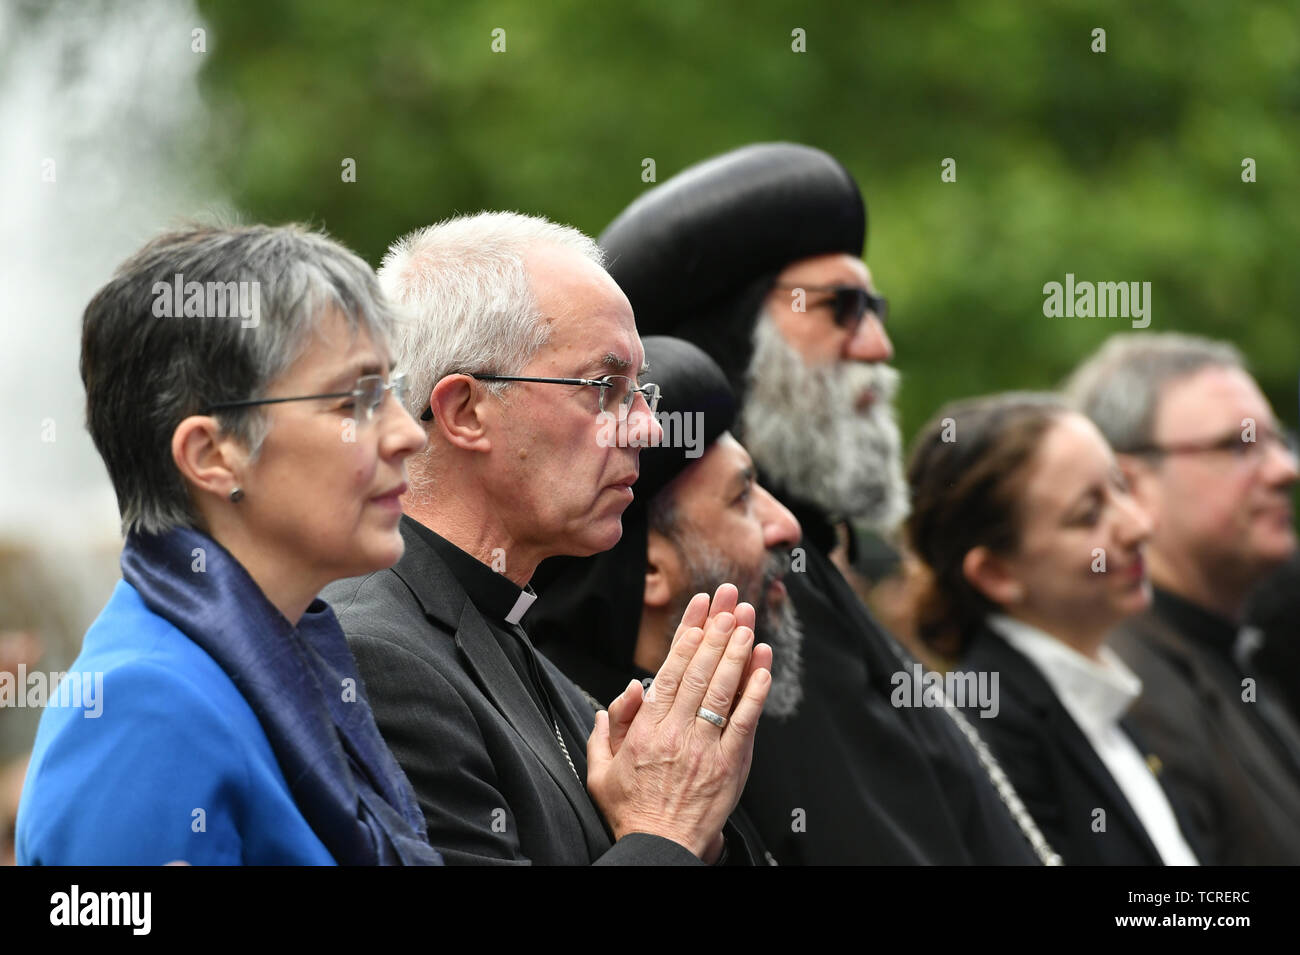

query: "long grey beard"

left=668, top=538, right=804, bottom=720
left=740, top=312, right=910, bottom=534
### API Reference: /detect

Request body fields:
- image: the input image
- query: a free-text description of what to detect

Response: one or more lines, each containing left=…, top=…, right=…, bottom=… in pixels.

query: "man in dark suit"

left=324, top=211, right=772, bottom=865
left=1067, top=332, right=1300, bottom=864
left=596, top=143, right=1047, bottom=864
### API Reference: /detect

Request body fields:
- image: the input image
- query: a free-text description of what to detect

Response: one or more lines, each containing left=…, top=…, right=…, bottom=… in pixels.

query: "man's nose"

left=755, top=484, right=802, bottom=548
left=1260, top=433, right=1300, bottom=487
left=624, top=394, right=662, bottom=447
left=844, top=314, right=893, bottom=363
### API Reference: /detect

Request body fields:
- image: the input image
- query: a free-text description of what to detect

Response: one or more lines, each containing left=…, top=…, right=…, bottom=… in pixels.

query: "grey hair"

left=377, top=211, right=605, bottom=421
left=81, top=223, right=399, bottom=536
left=1063, top=332, right=1246, bottom=453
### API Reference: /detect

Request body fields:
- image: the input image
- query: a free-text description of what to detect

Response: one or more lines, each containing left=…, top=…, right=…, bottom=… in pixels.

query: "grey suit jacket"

left=322, top=517, right=712, bottom=865
left=1111, top=609, right=1300, bottom=865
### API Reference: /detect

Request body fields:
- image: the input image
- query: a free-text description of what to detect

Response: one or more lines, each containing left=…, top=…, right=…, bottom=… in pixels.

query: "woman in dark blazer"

left=17, top=224, right=440, bottom=865
left=905, top=392, right=1210, bottom=865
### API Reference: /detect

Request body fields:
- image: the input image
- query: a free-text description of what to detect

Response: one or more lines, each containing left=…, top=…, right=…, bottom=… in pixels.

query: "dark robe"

left=1109, top=587, right=1300, bottom=864
left=736, top=493, right=1041, bottom=864
left=592, top=143, right=1042, bottom=863
left=535, top=491, right=1044, bottom=864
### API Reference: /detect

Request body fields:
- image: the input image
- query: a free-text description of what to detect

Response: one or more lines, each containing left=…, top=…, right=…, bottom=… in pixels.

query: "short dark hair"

left=904, top=392, right=1068, bottom=657
left=81, top=223, right=398, bottom=535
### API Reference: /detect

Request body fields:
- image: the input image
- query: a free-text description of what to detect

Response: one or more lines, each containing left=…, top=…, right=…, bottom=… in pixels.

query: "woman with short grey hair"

left=16, top=224, right=441, bottom=865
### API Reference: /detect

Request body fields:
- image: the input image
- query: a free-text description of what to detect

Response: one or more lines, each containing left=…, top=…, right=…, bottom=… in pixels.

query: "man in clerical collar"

left=323, top=211, right=772, bottom=865
left=529, top=336, right=805, bottom=726
left=597, top=142, right=1047, bottom=865
left=1067, top=331, right=1300, bottom=864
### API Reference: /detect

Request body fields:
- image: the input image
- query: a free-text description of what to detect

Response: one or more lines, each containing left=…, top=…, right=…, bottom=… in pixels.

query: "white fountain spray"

left=0, top=0, right=225, bottom=683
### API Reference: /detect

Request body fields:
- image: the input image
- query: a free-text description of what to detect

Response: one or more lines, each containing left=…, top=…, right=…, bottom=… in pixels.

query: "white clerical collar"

left=505, top=589, right=537, bottom=626
left=988, top=613, right=1142, bottom=732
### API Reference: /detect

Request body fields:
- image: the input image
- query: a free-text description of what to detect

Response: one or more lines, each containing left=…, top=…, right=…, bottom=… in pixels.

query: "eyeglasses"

left=774, top=283, right=888, bottom=330
left=418, top=373, right=661, bottom=421
left=1126, top=426, right=1299, bottom=466
left=201, top=372, right=408, bottom=425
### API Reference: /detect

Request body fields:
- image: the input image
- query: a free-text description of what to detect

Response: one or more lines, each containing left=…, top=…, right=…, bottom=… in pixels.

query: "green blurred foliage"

left=195, top=0, right=1300, bottom=443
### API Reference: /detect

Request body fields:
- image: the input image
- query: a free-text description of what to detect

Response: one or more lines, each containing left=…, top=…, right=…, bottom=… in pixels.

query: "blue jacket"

left=17, top=580, right=335, bottom=865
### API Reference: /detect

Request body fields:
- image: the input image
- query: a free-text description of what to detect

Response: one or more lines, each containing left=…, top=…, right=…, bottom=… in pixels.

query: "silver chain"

left=889, top=640, right=1063, bottom=865
left=940, top=697, right=1064, bottom=865
left=553, top=720, right=581, bottom=783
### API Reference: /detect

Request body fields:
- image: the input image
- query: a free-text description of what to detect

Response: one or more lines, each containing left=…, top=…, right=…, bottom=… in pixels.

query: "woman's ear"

left=428, top=375, right=492, bottom=453
left=962, top=545, right=1025, bottom=607
left=644, top=529, right=680, bottom=610
left=171, top=415, right=243, bottom=501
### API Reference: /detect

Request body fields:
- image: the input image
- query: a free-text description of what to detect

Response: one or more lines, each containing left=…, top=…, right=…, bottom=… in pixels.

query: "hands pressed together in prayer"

left=586, top=584, right=773, bottom=862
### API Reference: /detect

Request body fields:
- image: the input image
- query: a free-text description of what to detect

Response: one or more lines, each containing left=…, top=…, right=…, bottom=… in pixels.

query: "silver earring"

left=229, top=487, right=244, bottom=503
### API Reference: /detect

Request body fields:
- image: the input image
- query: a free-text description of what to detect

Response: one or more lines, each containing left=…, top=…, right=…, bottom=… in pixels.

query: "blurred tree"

left=195, top=0, right=1300, bottom=446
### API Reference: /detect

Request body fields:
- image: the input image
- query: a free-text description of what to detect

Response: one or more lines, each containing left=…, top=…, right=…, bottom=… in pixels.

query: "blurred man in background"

left=1068, top=332, right=1300, bottom=864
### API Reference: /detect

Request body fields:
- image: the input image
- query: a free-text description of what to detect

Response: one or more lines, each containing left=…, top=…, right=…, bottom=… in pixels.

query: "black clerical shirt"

left=1152, top=586, right=1300, bottom=779
left=406, top=522, right=585, bottom=778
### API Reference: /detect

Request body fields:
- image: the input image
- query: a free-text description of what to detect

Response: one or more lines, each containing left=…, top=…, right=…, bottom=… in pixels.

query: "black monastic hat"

left=599, top=142, right=867, bottom=400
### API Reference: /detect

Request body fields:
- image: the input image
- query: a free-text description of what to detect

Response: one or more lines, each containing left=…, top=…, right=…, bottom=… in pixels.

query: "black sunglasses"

left=774, top=284, right=888, bottom=329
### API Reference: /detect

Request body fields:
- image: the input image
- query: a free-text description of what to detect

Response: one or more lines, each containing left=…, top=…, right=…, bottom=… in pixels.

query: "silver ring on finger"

left=696, top=706, right=727, bottom=728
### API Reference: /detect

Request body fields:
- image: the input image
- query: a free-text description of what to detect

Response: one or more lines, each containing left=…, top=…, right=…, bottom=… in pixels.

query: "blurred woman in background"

left=17, top=224, right=440, bottom=865
left=905, top=392, right=1208, bottom=865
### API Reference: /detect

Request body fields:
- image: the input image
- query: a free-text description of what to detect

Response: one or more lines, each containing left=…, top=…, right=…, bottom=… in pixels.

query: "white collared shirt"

left=988, top=614, right=1199, bottom=866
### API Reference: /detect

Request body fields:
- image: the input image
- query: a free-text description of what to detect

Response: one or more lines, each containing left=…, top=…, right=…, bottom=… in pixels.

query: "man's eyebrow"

left=584, top=352, right=643, bottom=376
left=729, top=464, right=756, bottom=496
